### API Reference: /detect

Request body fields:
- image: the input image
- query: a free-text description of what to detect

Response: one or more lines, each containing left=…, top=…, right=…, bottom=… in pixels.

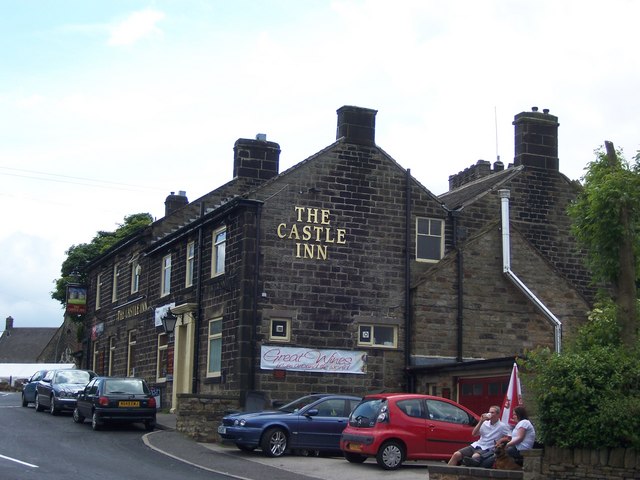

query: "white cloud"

left=107, top=9, right=166, bottom=47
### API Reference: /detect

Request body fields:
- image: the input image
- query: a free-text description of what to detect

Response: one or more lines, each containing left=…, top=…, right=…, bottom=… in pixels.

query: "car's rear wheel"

left=376, top=440, right=405, bottom=470
left=73, top=407, right=85, bottom=423
left=21, top=393, right=28, bottom=407
left=35, top=395, right=44, bottom=412
left=92, top=412, right=101, bottom=431
left=236, top=444, right=256, bottom=453
left=344, top=451, right=367, bottom=463
left=260, top=427, right=287, bottom=457
left=49, top=396, right=59, bottom=415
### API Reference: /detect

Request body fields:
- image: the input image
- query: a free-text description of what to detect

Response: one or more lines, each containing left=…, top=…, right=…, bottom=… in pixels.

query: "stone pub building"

left=82, top=106, right=593, bottom=425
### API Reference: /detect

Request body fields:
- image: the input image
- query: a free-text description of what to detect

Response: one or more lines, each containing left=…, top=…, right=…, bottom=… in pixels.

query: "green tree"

left=523, top=300, right=640, bottom=449
left=51, top=213, right=153, bottom=308
left=567, top=142, right=640, bottom=348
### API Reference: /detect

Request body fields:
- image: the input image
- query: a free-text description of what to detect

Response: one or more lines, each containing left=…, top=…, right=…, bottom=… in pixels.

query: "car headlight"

left=233, top=419, right=247, bottom=427
left=57, top=390, right=72, bottom=398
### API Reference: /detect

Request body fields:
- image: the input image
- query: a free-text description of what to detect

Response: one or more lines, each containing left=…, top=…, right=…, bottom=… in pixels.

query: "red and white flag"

left=500, top=362, right=522, bottom=426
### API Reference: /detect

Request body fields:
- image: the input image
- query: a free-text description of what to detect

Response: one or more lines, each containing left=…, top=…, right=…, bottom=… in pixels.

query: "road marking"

left=0, top=454, right=39, bottom=468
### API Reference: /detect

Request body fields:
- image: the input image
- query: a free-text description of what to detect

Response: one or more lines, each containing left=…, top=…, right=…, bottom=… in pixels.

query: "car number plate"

left=118, top=401, right=140, bottom=407
left=217, top=425, right=226, bottom=434
left=347, top=443, right=363, bottom=452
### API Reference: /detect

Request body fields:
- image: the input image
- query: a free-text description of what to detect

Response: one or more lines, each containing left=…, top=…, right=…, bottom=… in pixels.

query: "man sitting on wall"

left=447, top=405, right=511, bottom=467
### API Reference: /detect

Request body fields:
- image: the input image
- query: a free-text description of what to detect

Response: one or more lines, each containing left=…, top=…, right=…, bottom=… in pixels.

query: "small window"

left=211, top=228, right=226, bottom=277
left=157, top=334, right=169, bottom=382
left=269, top=318, right=291, bottom=342
left=186, top=241, right=195, bottom=287
left=207, top=317, right=222, bottom=377
left=416, top=217, right=443, bottom=262
left=112, top=264, right=119, bottom=302
left=357, top=324, right=397, bottom=348
left=127, top=330, right=137, bottom=377
left=131, top=261, right=141, bottom=294
left=161, top=254, right=172, bottom=296
left=95, top=273, right=102, bottom=310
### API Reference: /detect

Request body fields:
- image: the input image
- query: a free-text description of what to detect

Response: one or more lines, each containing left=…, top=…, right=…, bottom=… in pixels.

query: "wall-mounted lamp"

left=161, top=310, right=178, bottom=335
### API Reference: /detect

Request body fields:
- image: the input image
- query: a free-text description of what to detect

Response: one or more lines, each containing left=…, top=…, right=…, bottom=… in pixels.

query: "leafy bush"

left=522, top=300, right=640, bottom=449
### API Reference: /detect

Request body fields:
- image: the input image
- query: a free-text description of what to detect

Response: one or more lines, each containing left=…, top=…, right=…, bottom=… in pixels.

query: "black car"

left=35, top=369, right=97, bottom=414
left=73, top=377, right=157, bottom=431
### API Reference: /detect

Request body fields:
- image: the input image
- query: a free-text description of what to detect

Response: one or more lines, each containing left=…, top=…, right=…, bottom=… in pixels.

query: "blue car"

left=35, top=369, right=97, bottom=415
left=218, top=394, right=361, bottom=457
left=21, top=370, right=49, bottom=407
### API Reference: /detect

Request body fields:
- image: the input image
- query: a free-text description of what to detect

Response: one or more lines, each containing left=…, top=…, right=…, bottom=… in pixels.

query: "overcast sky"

left=1, top=0, right=639, bottom=330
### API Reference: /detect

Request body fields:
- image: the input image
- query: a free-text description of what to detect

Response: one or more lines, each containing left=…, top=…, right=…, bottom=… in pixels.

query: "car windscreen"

left=104, top=379, right=147, bottom=395
left=57, top=370, right=91, bottom=384
left=348, top=398, right=384, bottom=427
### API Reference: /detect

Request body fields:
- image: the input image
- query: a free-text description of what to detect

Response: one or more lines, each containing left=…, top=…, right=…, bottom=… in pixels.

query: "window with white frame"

left=108, top=336, right=115, bottom=376
left=93, top=342, right=100, bottom=373
left=157, top=334, right=169, bottom=382
left=112, top=264, right=119, bottom=302
left=131, top=260, right=141, bottom=294
left=211, top=228, right=226, bottom=277
left=357, top=324, right=398, bottom=348
left=95, top=273, right=102, bottom=310
left=269, top=318, right=291, bottom=342
left=416, top=218, right=444, bottom=262
left=161, top=254, right=172, bottom=296
left=207, top=317, right=222, bottom=377
left=186, top=241, right=195, bottom=287
left=127, top=330, right=137, bottom=376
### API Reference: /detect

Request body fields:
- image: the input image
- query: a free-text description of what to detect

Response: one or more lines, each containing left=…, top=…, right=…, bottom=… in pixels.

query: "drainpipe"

left=404, top=169, right=413, bottom=392
left=451, top=210, right=464, bottom=362
left=498, top=189, right=562, bottom=353
left=250, top=203, right=262, bottom=392
left=192, top=201, right=205, bottom=393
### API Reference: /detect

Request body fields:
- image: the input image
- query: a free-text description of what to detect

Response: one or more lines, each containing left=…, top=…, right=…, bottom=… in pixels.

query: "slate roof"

left=438, top=165, right=524, bottom=210
left=0, top=327, right=58, bottom=363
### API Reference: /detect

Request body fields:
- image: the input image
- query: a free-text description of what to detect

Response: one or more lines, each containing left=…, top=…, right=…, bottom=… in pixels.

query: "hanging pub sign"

left=66, top=285, right=87, bottom=315
left=260, top=345, right=366, bottom=374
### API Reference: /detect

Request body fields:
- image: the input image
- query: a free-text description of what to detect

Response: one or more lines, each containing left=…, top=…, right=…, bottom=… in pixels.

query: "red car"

left=340, top=393, right=479, bottom=469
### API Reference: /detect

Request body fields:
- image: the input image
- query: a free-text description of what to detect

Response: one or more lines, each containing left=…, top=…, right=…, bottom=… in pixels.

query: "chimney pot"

left=5, top=316, right=13, bottom=330
left=532, top=106, right=538, bottom=112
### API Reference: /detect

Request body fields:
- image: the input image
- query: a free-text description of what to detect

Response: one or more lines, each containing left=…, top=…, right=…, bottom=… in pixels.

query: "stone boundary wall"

left=539, top=446, right=639, bottom=479
left=176, top=393, right=240, bottom=442
left=429, top=448, right=638, bottom=480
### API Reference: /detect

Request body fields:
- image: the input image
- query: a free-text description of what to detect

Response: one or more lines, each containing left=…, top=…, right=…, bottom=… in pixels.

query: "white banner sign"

left=260, top=346, right=366, bottom=374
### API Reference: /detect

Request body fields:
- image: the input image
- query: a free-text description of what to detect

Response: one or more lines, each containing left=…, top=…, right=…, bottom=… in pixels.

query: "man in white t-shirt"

left=448, top=405, right=511, bottom=466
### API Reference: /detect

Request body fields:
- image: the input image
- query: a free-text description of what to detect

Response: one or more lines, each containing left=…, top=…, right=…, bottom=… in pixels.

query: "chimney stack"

left=5, top=316, right=13, bottom=331
left=513, top=107, right=559, bottom=171
left=165, top=191, right=189, bottom=217
left=233, top=136, right=280, bottom=182
left=336, top=106, right=377, bottom=146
